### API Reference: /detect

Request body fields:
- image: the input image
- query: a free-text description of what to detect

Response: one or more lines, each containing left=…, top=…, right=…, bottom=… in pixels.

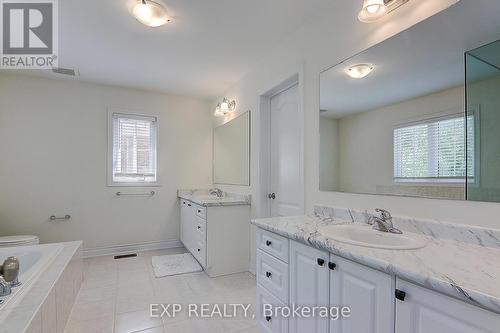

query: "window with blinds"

left=111, top=113, right=158, bottom=184
left=393, top=114, right=474, bottom=182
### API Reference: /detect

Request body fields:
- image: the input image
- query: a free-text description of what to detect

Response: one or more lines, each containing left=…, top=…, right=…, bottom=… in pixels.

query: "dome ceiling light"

left=346, top=64, right=374, bottom=79
left=131, top=0, right=171, bottom=28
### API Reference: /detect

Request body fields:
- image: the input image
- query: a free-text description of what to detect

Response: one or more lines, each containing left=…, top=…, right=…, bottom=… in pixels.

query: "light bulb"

left=366, top=4, right=380, bottom=14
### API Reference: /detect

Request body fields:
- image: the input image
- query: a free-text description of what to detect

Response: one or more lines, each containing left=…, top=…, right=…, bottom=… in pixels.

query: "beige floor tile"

left=77, top=250, right=257, bottom=333
left=64, top=315, right=114, bottom=333
left=68, top=299, right=115, bottom=322
left=76, top=285, right=117, bottom=303
left=135, top=326, right=166, bottom=333
left=115, top=294, right=161, bottom=315
left=114, top=309, right=163, bottom=333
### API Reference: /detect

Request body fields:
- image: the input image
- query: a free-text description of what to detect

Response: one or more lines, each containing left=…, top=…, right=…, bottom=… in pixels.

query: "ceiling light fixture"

left=346, top=64, right=374, bottom=79
left=214, top=98, right=236, bottom=117
left=131, top=0, right=171, bottom=28
left=358, top=0, right=410, bottom=23
left=358, top=0, right=388, bottom=23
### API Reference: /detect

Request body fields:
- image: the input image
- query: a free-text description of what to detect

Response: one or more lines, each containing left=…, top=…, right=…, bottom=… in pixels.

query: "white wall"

left=214, top=0, right=500, bottom=239
left=0, top=73, right=213, bottom=251
left=319, top=117, right=339, bottom=192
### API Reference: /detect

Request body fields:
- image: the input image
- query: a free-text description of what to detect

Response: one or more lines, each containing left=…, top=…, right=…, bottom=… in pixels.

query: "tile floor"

left=64, top=248, right=259, bottom=333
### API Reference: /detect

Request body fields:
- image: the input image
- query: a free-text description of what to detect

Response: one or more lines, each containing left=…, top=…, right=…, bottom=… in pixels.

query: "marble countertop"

left=178, top=189, right=250, bottom=207
left=252, top=215, right=500, bottom=314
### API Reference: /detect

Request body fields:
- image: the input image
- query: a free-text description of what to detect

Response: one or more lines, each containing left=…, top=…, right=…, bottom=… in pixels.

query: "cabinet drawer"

left=195, top=205, right=206, bottom=219
left=257, top=250, right=289, bottom=303
left=193, top=240, right=206, bottom=268
left=256, top=285, right=288, bottom=333
left=195, top=216, right=206, bottom=238
left=257, top=228, right=289, bottom=263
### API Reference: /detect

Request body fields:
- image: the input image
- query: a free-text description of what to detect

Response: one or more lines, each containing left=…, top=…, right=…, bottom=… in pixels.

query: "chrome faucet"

left=209, top=188, right=224, bottom=198
left=368, top=208, right=402, bottom=234
left=0, top=276, right=11, bottom=297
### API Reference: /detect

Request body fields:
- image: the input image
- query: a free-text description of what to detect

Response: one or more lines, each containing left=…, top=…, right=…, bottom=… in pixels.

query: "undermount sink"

left=319, top=224, right=427, bottom=250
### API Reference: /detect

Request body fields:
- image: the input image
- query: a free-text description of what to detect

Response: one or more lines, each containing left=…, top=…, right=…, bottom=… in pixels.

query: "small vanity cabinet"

left=179, top=199, right=250, bottom=277
left=256, top=227, right=500, bottom=333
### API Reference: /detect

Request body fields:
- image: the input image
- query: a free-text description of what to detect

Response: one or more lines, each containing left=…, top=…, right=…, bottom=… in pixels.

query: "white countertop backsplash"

left=252, top=205, right=500, bottom=314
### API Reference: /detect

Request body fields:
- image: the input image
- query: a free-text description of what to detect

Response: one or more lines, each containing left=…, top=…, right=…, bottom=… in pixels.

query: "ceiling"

left=3, top=0, right=332, bottom=99
left=320, top=0, right=500, bottom=118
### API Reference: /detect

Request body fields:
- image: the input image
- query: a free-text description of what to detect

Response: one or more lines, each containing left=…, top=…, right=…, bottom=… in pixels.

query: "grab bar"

left=50, top=215, right=71, bottom=221
left=116, top=191, right=155, bottom=197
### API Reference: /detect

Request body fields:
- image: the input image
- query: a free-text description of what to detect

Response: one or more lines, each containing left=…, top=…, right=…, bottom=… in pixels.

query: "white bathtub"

left=0, top=243, right=63, bottom=311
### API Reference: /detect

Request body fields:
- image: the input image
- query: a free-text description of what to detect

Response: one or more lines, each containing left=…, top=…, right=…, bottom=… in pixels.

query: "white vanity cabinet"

left=289, top=240, right=393, bottom=333
left=256, top=228, right=394, bottom=333
left=179, top=199, right=250, bottom=277
left=329, top=255, right=394, bottom=333
left=395, top=279, right=500, bottom=333
left=256, top=227, right=500, bottom=333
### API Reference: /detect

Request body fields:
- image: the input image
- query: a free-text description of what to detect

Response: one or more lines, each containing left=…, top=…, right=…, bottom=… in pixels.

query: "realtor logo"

left=1, top=0, right=58, bottom=68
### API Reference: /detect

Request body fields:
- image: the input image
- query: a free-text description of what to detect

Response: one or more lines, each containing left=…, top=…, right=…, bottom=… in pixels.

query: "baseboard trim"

left=82, top=240, right=183, bottom=258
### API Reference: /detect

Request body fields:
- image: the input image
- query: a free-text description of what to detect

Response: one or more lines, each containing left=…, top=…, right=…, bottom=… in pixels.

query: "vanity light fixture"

left=358, top=0, right=410, bottom=23
left=214, top=98, right=236, bottom=117
left=346, top=64, right=374, bottom=79
left=131, top=0, right=171, bottom=27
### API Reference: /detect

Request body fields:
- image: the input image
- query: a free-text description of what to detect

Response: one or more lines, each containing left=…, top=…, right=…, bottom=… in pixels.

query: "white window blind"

left=394, top=114, right=474, bottom=182
left=112, top=113, right=157, bottom=184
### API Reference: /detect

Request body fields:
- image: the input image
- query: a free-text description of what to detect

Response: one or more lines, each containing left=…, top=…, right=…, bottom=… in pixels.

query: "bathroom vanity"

left=178, top=189, right=251, bottom=277
left=252, top=208, right=500, bottom=333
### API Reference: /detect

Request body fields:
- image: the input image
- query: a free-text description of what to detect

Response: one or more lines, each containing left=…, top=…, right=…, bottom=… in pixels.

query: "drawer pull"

left=266, top=240, right=272, bottom=246
left=317, top=258, right=325, bottom=266
left=197, top=249, right=201, bottom=252
left=198, top=210, right=201, bottom=213
left=265, top=271, right=272, bottom=278
left=188, top=204, right=192, bottom=207
left=328, top=262, right=336, bottom=270
left=198, top=226, right=201, bottom=229
left=265, top=316, right=272, bottom=322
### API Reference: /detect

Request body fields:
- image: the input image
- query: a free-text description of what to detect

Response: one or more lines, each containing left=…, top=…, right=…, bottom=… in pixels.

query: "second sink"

left=319, top=224, right=427, bottom=250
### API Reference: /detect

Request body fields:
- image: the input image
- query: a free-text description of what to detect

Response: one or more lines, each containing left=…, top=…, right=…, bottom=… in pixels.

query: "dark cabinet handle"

left=266, top=271, right=272, bottom=278
left=266, top=240, right=272, bottom=246
left=197, top=249, right=201, bottom=252
left=317, top=258, right=325, bottom=266
left=328, top=262, right=336, bottom=270
left=268, top=193, right=276, bottom=200
left=198, top=226, right=201, bottom=229
left=395, top=289, right=406, bottom=301
left=198, top=210, right=201, bottom=213
left=265, top=316, right=272, bottom=322
left=188, top=204, right=192, bottom=207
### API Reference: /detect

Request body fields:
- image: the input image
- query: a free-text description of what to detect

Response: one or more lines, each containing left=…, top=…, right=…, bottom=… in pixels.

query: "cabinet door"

left=289, top=240, right=329, bottom=333
left=329, top=255, right=394, bottom=333
left=396, top=279, right=500, bottom=333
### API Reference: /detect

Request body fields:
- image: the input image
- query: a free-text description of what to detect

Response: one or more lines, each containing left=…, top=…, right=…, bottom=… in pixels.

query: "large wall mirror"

left=319, top=2, right=500, bottom=202
left=213, top=111, right=250, bottom=186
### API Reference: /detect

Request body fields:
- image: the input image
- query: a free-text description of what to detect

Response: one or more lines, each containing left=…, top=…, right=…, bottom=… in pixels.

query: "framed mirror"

left=213, top=111, right=251, bottom=186
left=319, top=2, right=500, bottom=201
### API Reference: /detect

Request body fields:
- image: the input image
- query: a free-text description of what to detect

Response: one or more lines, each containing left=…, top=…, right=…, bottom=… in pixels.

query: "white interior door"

left=269, top=83, right=303, bottom=217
